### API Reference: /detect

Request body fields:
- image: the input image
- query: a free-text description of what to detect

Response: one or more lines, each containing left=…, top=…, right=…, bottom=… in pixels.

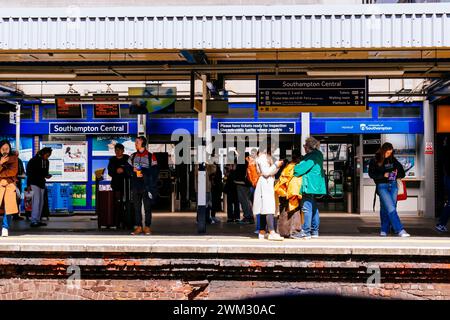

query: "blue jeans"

left=301, top=194, right=320, bottom=236
left=377, top=181, right=404, bottom=234
left=2, top=215, right=12, bottom=229
left=438, top=175, right=450, bottom=226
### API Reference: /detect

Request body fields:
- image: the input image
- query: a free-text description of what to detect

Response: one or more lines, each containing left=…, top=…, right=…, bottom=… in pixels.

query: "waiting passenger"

left=369, top=142, right=410, bottom=237
left=0, top=140, right=19, bottom=237
left=26, top=147, right=52, bottom=228
left=292, top=137, right=326, bottom=240
left=275, top=149, right=303, bottom=238
left=436, top=136, right=450, bottom=233
left=224, top=151, right=240, bottom=223
left=253, top=147, right=285, bottom=241
left=234, top=152, right=254, bottom=225
left=128, top=136, right=158, bottom=236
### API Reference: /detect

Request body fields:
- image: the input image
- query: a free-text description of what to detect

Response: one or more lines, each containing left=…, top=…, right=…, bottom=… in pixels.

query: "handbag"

left=24, top=190, right=33, bottom=212
left=397, top=179, right=407, bottom=201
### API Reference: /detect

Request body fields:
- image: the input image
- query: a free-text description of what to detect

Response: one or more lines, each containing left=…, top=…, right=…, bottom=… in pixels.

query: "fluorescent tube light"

left=306, top=69, right=404, bottom=76
left=0, top=73, right=77, bottom=79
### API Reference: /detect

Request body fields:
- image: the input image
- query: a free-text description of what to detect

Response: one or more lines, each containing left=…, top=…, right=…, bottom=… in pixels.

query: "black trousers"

left=132, top=190, right=152, bottom=227
left=226, top=191, right=240, bottom=220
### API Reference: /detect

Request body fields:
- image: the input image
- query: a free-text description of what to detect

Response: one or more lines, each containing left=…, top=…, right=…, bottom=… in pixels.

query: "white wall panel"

left=0, top=4, right=449, bottom=50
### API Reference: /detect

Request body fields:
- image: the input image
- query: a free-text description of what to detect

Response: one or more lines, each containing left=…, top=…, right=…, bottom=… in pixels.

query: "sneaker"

left=238, top=218, right=255, bottom=225
left=1, top=228, right=8, bottom=237
left=311, top=234, right=319, bottom=239
left=435, top=224, right=448, bottom=233
left=143, top=227, right=151, bottom=235
left=398, top=229, right=410, bottom=237
left=258, top=233, right=266, bottom=240
left=267, top=232, right=284, bottom=241
left=211, top=217, right=221, bottom=223
left=291, top=231, right=311, bottom=240
left=30, top=222, right=47, bottom=228
left=12, top=215, right=24, bottom=221
left=131, top=226, right=143, bottom=235
left=380, top=231, right=388, bottom=237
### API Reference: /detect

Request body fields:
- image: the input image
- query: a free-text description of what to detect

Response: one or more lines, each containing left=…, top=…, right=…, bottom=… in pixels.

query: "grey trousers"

left=236, top=184, right=253, bottom=220
left=31, top=185, right=45, bottom=224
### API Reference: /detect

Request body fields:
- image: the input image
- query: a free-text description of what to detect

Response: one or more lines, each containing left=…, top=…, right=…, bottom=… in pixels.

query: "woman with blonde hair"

left=253, top=146, right=285, bottom=241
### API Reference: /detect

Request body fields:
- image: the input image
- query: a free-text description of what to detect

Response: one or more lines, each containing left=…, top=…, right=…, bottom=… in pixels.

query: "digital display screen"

left=93, top=94, right=120, bottom=118
left=56, top=95, right=82, bottom=119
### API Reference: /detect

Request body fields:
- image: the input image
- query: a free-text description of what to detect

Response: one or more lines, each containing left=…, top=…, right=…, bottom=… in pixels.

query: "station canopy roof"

left=0, top=4, right=450, bottom=81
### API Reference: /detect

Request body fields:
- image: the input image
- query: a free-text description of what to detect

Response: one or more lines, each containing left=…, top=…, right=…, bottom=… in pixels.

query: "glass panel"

left=119, top=106, right=137, bottom=119
left=312, top=108, right=372, bottom=118
left=378, top=106, right=421, bottom=118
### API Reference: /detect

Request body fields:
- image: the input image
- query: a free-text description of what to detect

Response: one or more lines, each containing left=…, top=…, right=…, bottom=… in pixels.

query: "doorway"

left=315, top=135, right=357, bottom=213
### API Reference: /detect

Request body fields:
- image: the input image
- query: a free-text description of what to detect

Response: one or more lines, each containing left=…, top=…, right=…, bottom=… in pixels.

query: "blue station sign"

left=49, top=122, right=129, bottom=135
left=218, top=122, right=296, bottom=134
left=325, top=121, right=412, bottom=134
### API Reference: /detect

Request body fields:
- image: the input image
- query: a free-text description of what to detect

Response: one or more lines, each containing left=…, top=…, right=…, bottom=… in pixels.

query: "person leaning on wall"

left=0, top=140, right=19, bottom=237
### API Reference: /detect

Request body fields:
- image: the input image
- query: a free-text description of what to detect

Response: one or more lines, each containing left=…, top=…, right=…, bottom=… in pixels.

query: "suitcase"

left=120, top=177, right=135, bottom=230
left=277, top=197, right=303, bottom=237
left=97, top=190, right=120, bottom=228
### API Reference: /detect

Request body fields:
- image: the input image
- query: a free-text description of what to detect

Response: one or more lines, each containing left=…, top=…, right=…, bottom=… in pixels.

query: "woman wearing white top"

left=253, top=150, right=285, bottom=241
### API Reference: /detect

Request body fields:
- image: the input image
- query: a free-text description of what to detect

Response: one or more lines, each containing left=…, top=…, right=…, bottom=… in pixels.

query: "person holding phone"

left=26, top=147, right=52, bottom=228
left=368, top=142, right=410, bottom=237
left=0, top=140, right=19, bottom=237
left=253, top=147, right=285, bottom=241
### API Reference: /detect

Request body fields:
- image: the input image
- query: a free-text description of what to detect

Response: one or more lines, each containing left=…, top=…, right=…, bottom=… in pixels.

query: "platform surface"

left=0, top=212, right=449, bottom=256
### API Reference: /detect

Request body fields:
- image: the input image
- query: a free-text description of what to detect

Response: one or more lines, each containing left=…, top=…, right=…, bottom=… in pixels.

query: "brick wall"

left=0, top=279, right=449, bottom=300
left=0, top=252, right=449, bottom=300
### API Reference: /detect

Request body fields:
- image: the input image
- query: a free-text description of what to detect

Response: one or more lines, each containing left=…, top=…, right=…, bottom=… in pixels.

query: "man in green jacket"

left=292, top=137, right=326, bottom=239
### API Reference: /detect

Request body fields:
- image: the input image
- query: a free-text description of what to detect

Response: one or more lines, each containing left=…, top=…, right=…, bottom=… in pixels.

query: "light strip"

left=0, top=73, right=77, bottom=79
left=306, top=69, right=404, bottom=76
left=65, top=100, right=131, bottom=105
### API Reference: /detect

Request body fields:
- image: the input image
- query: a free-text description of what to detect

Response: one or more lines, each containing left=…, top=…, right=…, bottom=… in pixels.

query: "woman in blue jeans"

left=369, top=142, right=410, bottom=237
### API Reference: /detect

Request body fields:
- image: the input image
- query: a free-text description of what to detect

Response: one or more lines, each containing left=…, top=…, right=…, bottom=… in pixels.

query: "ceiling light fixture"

left=306, top=69, right=404, bottom=77
left=0, top=73, right=77, bottom=79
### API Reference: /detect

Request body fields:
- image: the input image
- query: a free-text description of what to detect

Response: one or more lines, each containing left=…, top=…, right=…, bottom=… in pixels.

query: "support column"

left=423, top=100, right=435, bottom=218
left=137, top=114, right=147, bottom=136
left=15, top=102, right=21, bottom=152
left=301, top=112, right=310, bottom=155
left=197, top=74, right=208, bottom=234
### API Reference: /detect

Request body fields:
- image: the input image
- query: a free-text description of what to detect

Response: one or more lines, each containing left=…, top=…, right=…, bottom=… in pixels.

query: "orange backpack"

left=246, top=158, right=260, bottom=188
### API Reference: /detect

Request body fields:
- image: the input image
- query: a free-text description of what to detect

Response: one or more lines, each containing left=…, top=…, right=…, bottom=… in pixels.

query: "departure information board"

left=93, top=94, right=120, bottom=118
left=257, top=77, right=367, bottom=113
left=55, top=95, right=82, bottom=119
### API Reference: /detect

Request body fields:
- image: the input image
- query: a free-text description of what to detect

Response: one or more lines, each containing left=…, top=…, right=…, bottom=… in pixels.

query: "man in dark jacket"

left=234, top=152, right=254, bottom=224
left=26, top=147, right=52, bottom=227
left=107, top=143, right=130, bottom=194
left=127, top=136, right=158, bottom=236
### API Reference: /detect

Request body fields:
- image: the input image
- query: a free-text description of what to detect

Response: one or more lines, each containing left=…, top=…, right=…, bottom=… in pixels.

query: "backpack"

left=246, top=158, right=260, bottom=188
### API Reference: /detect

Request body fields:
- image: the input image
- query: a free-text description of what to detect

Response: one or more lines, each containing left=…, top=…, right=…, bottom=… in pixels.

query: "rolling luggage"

left=121, top=177, right=135, bottom=230
left=96, top=190, right=120, bottom=228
